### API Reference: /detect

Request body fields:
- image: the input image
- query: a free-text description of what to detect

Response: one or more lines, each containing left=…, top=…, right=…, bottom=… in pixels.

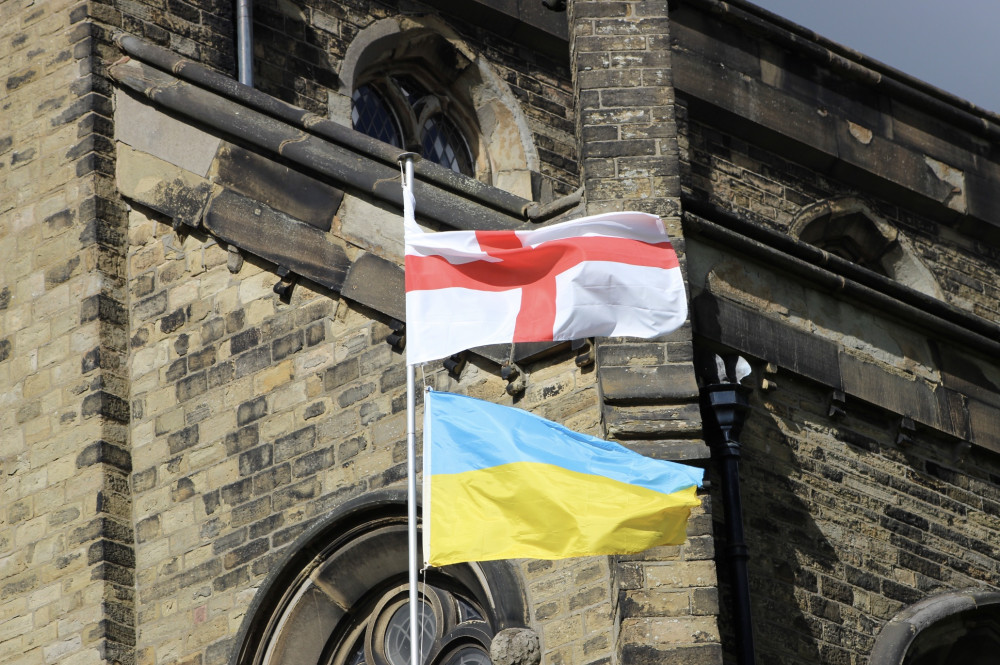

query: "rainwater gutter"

left=114, top=34, right=533, bottom=222
left=681, top=196, right=1000, bottom=360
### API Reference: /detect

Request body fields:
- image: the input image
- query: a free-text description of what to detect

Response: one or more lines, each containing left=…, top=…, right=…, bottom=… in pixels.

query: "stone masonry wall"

left=1, top=2, right=134, bottom=665
left=736, top=370, right=1000, bottom=665
left=569, top=2, right=721, bottom=664
left=123, top=196, right=616, bottom=665
left=113, top=0, right=236, bottom=76
left=677, top=98, right=1000, bottom=665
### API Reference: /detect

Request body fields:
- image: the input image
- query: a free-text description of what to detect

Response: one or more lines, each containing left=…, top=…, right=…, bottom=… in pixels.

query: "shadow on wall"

left=252, top=2, right=343, bottom=115
left=708, top=389, right=837, bottom=665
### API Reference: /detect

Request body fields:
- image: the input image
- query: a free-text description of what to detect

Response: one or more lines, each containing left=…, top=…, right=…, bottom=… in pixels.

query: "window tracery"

left=333, top=17, right=540, bottom=198
left=351, top=74, right=474, bottom=176
left=231, top=492, right=530, bottom=665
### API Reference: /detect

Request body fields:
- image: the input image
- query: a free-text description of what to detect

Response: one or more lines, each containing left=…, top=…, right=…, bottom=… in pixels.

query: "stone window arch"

left=230, top=490, right=533, bottom=665
left=790, top=198, right=943, bottom=299
left=869, top=589, right=1000, bottom=664
left=331, top=16, right=540, bottom=199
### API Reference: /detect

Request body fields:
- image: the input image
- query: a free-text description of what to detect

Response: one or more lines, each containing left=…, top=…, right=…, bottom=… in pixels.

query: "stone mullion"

left=568, top=1, right=722, bottom=663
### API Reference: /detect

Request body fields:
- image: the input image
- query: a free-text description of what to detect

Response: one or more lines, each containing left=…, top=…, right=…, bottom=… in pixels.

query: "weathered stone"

left=116, top=92, right=221, bottom=176
left=490, top=629, right=541, bottom=665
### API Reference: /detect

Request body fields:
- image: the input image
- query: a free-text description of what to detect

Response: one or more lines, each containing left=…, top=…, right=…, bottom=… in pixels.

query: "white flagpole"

left=398, top=152, right=420, bottom=665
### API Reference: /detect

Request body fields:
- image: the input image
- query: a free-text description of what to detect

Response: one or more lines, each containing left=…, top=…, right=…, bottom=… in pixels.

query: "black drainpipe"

left=698, top=352, right=756, bottom=665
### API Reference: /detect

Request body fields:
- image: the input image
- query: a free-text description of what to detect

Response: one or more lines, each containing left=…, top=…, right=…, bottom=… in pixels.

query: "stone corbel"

left=273, top=267, right=297, bottom=301
left=828, top=389, right=847, bottom=419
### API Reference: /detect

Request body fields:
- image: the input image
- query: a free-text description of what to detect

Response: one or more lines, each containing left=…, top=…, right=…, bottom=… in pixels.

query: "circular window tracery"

left=231, top=491, right=530, bottom=665
left=330, top=583, right=493, bottom=665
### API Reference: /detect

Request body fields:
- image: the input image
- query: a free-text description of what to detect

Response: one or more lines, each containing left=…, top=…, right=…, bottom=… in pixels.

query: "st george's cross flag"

left=422, top=390, right=704, bottom=566
left=404, top=211, right=687, bottom=365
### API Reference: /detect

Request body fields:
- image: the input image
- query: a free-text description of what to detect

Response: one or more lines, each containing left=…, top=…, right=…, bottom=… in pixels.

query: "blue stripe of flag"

left=425, top=390, right=703, bottom=495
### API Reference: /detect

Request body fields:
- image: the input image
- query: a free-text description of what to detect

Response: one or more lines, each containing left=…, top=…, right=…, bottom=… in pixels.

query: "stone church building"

left=3, top=1, right=1000, bottom=665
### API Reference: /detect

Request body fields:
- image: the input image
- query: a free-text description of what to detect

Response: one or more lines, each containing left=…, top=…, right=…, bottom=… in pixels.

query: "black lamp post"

left=699, top=352, right=756, bottom=665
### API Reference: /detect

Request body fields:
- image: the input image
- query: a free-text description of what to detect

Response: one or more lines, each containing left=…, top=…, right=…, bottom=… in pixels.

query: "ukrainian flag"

left=422, top=390, right=704, bottom=567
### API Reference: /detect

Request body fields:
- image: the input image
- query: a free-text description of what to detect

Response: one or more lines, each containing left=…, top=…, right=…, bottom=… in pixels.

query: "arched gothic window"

left=352, top=74, right=474, bottom=177
left=790, top=198, right=943, bottom=299
left=334, top=18, right=541, bottom=199
left=231, top=491, right=530, bottom=665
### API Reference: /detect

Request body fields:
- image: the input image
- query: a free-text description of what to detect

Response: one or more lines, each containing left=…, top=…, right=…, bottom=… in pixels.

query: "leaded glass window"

left=351, top=74, right=475, bottom=177
left=351, top=85, right=401, bottom=148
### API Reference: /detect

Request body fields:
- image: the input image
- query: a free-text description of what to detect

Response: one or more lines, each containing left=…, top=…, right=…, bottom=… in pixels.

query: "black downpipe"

left=699, top=353, right=756, bottom=665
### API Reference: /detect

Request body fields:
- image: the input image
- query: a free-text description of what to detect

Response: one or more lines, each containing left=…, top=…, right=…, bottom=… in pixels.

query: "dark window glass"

left=352, top=84, right=402, bottom=148
left=383, top=601, right=436, bottom=665
left=440, top=647, right=491, bottom=665
left=352, top=76, right=474, bottom=177
left=393, top=74, right=428, bottom=107
left=456, top=597, right=484, bottom=623
left=422, top=114, right=472, bottom=175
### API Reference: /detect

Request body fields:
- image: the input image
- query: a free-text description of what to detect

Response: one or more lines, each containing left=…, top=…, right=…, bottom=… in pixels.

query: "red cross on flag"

left=404, top=211, right=688, bottom=365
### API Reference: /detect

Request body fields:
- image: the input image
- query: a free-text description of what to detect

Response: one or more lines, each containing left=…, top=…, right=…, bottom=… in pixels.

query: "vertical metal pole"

left=236, top=0, right=254, bottom=87
left=400, top=154, right=419, bottom=665
left=407, top=361, right=418, bottom=665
